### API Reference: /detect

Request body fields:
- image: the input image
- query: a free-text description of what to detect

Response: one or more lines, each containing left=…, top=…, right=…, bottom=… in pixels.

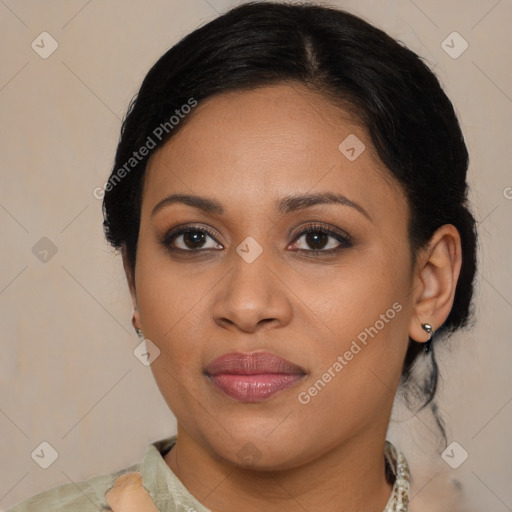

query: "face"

left=129, top=83, right=418, bottom=469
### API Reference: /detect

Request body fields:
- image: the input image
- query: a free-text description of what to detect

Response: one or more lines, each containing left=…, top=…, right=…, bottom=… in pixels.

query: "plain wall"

left=1, top=0, right=511, bottom=510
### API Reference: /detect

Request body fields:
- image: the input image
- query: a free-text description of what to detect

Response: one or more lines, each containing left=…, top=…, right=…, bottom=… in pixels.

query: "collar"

left=110, top=436, right=410, bottom=512
left=382, top=440, right=410, bottom=511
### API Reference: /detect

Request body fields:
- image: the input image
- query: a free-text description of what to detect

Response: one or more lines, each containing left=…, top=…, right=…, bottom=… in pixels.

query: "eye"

left=160, top=226, right=223, bottom=251
left=289, top=224, right=352, bottom=254
left=160, top=223, right=352, bottom=255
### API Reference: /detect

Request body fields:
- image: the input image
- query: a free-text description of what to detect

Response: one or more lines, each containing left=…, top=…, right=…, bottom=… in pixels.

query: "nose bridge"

left=232, top=242, right=273, bottom=299
left=212, top=239, right=292, bottom=331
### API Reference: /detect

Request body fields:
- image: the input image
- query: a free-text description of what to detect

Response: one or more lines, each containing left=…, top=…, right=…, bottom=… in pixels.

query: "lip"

left=204, top=351, right=306, bottom=402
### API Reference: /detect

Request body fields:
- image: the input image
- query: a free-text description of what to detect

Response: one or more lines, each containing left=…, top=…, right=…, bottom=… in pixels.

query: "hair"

left=102, top=1, right=478, bottom=444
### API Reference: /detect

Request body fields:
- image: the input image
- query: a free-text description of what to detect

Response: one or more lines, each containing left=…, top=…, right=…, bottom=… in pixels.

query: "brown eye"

left=302, top=231, right=330, bottom=250
left=290, top=225, right=352, bottom=253
left=161, top=227, right=223, bottom=251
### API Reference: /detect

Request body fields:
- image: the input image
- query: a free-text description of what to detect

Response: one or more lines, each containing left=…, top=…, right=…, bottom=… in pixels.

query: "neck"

left=164, top=425, right=394, bottom=512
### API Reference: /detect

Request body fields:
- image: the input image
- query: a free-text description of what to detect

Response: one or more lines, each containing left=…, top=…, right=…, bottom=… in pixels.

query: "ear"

left=408, top=224, right=463, bottom=343
left=121, top=244, right=142, bottom=331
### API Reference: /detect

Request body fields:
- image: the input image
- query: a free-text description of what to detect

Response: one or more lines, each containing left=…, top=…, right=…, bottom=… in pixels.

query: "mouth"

left=204, top=351, right=307, bottom=402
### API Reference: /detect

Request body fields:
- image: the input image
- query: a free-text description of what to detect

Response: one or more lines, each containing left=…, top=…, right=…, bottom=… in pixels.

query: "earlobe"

left=121, top=244, right=142, bottom=331
left=408, top=224, right=462, bottom=345
left=420, top=322, right=434, bottom=354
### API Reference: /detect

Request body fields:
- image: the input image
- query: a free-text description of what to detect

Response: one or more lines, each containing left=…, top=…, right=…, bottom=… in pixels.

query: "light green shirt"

left=7, top=436, right=209, bottom=512
left=7, top=437, right=409, bottom=511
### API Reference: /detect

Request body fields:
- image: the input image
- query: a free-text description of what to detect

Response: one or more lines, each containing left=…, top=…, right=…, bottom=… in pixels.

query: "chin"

left=205, top=428, right=308, bottom=471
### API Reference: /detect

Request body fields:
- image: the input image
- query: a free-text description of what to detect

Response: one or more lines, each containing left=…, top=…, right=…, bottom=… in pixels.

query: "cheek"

left=300, top=246, right=408, bottom=342
left=134, top=275, right=211, bottom=399
left=135, top=239, right=211, bottom=339
left=295, top=296, right=409, bottom=434
left=294, top=249, right=411, bottom=400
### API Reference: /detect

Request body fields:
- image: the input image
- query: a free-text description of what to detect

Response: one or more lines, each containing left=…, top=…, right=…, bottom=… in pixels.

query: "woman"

left=8, top=1, right=477, bottom=511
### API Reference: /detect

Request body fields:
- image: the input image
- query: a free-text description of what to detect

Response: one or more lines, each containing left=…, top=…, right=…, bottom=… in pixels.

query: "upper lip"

left=204, top=351, right=306, bottom=376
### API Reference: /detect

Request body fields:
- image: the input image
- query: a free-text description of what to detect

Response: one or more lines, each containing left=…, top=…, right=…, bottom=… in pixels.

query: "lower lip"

left=207, top=373, right=304, bottom=402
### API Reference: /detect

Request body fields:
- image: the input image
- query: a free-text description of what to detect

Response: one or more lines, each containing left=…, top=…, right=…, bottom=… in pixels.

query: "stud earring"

left=421, top=323, right=434, bottom=354
left=135, top=328, right=144, bottom=339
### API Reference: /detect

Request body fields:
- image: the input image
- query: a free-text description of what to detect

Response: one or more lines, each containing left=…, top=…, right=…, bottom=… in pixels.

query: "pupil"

left=184, top=231, right=205, bottom=249
left=306, top=232, right=327, bottom=249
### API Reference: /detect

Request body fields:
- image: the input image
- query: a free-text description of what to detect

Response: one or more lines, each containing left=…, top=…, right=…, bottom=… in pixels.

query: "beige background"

left=0, top=0, right=510, bottom=510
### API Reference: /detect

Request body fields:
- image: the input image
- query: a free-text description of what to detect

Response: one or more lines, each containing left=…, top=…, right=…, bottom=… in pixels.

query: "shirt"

left=6, top=436, right=410, bottom=511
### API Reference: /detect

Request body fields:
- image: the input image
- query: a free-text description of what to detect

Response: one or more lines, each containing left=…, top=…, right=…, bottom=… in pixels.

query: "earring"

left=421, top=323, right=434, bottom=354
left=135, top=328, right=144, bottom=340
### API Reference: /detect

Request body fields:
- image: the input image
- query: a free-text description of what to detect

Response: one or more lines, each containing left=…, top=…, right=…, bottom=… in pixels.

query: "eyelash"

left=289, top=224, right=353, bottom=255
left=159, top=223, right=353, bottom=256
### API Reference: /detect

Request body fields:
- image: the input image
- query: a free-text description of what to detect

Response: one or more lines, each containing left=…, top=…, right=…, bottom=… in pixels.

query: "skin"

left=123, top=82, right=462, bottom=512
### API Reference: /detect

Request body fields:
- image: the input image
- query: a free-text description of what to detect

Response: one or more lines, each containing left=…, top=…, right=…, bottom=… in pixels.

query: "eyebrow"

left=151, top=192, right=371, bottom=221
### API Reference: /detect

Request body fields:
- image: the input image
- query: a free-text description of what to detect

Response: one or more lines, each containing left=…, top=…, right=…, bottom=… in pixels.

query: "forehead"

left=142, top=82, right=406, bottom=223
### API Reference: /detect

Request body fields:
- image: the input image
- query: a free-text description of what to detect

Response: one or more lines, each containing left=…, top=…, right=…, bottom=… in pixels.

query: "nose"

left=212, top=250, right=293, bottom=333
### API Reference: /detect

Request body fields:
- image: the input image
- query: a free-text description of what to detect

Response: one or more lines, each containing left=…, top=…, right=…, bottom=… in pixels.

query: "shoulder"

left=6, top=462, right=140, bottom=512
